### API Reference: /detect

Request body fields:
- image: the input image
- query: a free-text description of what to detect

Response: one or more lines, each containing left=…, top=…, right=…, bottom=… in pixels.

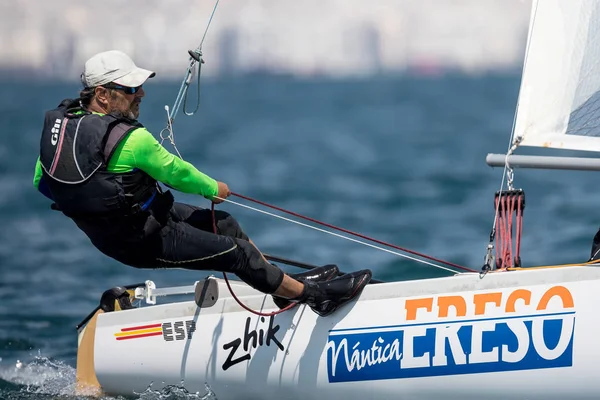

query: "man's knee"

left=231, top=238, right=283, bottom=293
left=215, top=210, right=249, bottom=240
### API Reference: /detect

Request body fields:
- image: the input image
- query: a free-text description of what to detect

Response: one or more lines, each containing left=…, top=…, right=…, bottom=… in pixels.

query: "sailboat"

left=75, top=1, right=600, bottom=399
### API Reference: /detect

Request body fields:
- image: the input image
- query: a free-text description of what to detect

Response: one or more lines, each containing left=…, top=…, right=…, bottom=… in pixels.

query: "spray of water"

left=0, top=354, right=218, bottom=400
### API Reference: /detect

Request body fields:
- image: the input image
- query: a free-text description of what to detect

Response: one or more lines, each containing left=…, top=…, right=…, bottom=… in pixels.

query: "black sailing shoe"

left=297, top=269, right=372, bottom=317
left=272, top=264, right=340, bottom=309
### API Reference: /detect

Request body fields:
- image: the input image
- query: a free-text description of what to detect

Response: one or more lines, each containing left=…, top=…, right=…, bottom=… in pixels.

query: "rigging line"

left=215, top=196, right=470, bottom=275
left=180, top=0, right=221, bottom=117
left=485, top=0, right=539, bottom=265
left=229, top=192, right=474, bottom=272
left=503, top=5, right=539, bottom=174
left=156, top=0, right=473, bottom=276
left=159, top=0, right=221, bottom=154
left=198, top=0, right=221, bottom=50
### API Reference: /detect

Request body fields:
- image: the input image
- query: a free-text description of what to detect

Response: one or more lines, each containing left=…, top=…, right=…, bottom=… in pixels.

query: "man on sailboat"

left=32, top=50, right=371, bottom=317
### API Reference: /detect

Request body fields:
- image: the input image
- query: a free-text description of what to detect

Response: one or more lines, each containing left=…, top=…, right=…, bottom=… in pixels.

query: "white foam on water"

left=0, top=355, right=218, bottom=400
left=134, top=381, right=218, bottom=400
left=0, top=354, right=78, bottom=397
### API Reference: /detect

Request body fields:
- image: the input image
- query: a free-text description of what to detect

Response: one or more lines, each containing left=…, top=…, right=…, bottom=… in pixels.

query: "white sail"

left=514, top=0, right=600, bottom=152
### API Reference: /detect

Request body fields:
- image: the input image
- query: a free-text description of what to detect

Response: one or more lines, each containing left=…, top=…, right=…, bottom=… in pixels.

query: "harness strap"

left=103, top=122, right=139, bottom=163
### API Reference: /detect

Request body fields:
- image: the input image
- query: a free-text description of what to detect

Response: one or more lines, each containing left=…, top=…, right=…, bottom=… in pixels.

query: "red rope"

left=212, top=202, right=296, bottom=317
left=230, top=192, right=475, bottom=273
left=494, top=191, right=524, bottom=270
left=494, top=195, right=502, bottom=268
left=495, top=194, right=509, bottom=269
left=515, top=195, right=523, bottom=266
left=500, top=195, right=513, bottom=269
left=507, top=195, right=515, bottom=267
left=211, top=188, right=482, bottom=315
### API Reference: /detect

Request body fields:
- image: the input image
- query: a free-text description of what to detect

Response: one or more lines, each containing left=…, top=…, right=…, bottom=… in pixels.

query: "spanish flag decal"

left=114, top=323, right=163, bottom=341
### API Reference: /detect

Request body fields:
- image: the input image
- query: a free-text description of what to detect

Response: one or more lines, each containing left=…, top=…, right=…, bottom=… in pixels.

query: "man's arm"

left=33, top=157, right=54, bottom=200
left=33, top=157, right=42, bottom=189
left=109, top=128, right=219, bottom=199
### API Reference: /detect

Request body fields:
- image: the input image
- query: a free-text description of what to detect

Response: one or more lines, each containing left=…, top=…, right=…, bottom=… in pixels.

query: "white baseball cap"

left=81, top=50, right=155, bottom=88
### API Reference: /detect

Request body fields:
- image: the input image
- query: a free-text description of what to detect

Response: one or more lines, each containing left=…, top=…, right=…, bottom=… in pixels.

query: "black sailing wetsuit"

left=33, top=99, right=283, bottom=293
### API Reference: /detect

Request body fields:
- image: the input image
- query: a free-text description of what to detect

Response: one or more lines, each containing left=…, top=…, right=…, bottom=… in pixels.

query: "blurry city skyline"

left=0, top=0, right=532, bottom=80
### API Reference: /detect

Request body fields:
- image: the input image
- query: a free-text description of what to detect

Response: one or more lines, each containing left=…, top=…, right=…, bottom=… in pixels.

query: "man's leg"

left=149, top=205, right=302, bottom=299
left=166, top=203, right=306, bottom=298
left=159, top=202, right=374, bottom=317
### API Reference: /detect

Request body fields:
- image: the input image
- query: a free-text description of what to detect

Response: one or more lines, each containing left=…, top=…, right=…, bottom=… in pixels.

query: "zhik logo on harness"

left=51, top=118, right=62, bottom=146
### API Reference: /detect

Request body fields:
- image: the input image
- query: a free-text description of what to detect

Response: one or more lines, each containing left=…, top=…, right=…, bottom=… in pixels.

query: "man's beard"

left=111, top=106, right=137, bottom=120
left=129, top=102, right=140, bottom=120
left=108, top=99, right=139, bottom=120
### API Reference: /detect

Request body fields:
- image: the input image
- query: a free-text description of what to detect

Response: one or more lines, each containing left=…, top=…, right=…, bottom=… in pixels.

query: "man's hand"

left=212, top=181, right=231, bottom=204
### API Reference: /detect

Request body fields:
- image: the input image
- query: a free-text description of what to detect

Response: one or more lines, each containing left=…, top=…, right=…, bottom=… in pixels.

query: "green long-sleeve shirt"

left=33, top=125, right=219, bottom=199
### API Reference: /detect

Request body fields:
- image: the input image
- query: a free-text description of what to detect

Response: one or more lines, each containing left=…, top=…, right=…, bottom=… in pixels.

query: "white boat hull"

left=79, top=265, right=600, bottom=399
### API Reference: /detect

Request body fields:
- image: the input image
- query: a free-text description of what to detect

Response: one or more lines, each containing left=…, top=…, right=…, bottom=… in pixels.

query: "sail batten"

left=515, top=0, right=600, bottom=152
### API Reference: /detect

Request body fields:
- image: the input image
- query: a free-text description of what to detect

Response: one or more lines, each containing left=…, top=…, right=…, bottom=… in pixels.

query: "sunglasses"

left=102, top=83, right=142, bottom=95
